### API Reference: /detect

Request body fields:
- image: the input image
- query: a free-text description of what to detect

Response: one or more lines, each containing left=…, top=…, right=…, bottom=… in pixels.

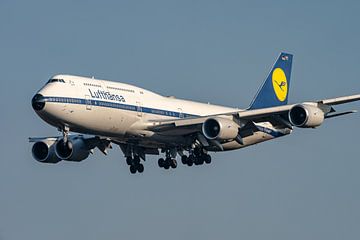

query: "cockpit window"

left=47, top=78, right=65, bottom=83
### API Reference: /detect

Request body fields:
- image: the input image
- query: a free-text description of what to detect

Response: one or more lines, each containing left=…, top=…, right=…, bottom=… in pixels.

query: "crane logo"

left=272, top=68, right=288, bottom=102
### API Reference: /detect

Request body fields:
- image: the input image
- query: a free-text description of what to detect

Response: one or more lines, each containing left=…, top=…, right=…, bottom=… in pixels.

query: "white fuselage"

left=35, top=75, right=290, bottom=151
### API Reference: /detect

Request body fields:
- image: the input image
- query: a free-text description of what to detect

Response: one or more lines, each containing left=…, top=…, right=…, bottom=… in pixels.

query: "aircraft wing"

left=236, top=94, right=360, bottom=120
left=319, top=94, right=360, bottom=105
left=148, top=94, right=360, bottom=135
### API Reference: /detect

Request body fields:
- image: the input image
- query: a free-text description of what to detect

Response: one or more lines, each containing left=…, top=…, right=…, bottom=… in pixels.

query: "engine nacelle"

left=289, top=104, right=325, bottom=128
left=32, top=140, right=61, bottom=163
left=202, top=117, right=239, bottom=141
left=55, top=136, right=91, bottom=162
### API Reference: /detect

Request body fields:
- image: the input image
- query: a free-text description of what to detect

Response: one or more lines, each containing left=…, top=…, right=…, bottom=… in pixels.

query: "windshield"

left=47, top=78, right=65, bottom=84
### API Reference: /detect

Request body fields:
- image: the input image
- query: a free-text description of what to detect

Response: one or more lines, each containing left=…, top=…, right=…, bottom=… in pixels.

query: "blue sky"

left=0, top=1, right=359, bottom=239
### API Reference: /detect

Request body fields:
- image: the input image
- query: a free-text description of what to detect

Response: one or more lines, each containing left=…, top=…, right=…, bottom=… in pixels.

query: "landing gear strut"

left=60, top=126, right=70, bottom=145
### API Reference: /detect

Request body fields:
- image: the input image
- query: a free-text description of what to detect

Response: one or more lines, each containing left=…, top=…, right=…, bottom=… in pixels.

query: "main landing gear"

left=157, top=148, right=211, bottom=170
left=158, top=157, right=177, bottom=169
left=126, top=155, right=144, bottom=174
left=180, top=149, right=211, bottom=167
left=120, top=144, right=146, bottom=174
left=158, top=149, right=177, bottom=170
left=123, top=145, right=212, bottom=174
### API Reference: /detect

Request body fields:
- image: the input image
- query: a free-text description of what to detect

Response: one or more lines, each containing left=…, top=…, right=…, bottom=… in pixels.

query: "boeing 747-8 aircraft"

left=30, top=53, right=360, bottom=174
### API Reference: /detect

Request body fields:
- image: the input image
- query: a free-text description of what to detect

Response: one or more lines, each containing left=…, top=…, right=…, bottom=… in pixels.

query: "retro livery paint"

left=30, top=52, right=360, bottom=174
left=88, top=89, right=126, bottom=102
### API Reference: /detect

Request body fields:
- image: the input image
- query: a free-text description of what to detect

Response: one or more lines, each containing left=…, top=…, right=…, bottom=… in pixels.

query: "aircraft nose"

left=32, top=93, right=45, bottom=111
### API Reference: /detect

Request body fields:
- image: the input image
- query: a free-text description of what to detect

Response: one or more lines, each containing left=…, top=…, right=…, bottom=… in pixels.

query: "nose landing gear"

left=59, top=125, right=70, bottom=146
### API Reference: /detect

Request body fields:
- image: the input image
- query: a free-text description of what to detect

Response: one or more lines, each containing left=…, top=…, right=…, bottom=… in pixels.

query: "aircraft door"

left=178, top=108, right=184, bottom=118
left=85, top=95, right=92, bottom=110
left=136, top=101, right=142, bottom=117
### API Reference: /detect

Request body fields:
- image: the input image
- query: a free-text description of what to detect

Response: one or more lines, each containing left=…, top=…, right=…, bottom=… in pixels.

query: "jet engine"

left=55, top=136, right=91, bottom=162
left=32, top=140, right=61, bottom=163
left=202, top=117, right=239, bottom=141
left=288, top=104, right=325, bottom=128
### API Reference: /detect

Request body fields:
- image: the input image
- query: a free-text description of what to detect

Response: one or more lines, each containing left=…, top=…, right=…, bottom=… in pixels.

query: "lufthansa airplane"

left=30, top=53, right=360, bottom=174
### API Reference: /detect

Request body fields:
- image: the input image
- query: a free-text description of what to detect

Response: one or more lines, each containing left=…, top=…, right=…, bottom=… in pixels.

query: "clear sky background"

left=0, top=1, right=359, bottom=239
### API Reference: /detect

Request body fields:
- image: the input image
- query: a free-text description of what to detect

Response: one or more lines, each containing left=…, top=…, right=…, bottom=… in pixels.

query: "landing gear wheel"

left=170, top=159, right=177, bottom=168
left=204, top=154, right=212, bottom=164
left=126, top=157, right=133, bottom=165
left=158, top=158, right=165, bottom=168
left=164, top=158, right=170, bottom=169
left=130, top=165, right=137, bottom=174
left=187, top=155, right=194, bottom=166
left=181, top=155, right=188, bottom=165
left=198, top=156, right=205, bottom=165
left=194, top=157, right=204, bottom=165
left=137, top=163, right=144, bottom=173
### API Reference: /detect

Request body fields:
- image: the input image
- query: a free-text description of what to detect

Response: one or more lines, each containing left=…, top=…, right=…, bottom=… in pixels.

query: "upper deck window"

left=47, top=78, right=65, bottom=83
left=106, top=86, right=135, bottom=93
left=84, top=82, right=102, bottom=88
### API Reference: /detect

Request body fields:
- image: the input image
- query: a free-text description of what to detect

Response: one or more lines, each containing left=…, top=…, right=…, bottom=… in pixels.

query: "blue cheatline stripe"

left=43, top=96, right=197, bottom=118
left=42, top=96, right=285, bottom=138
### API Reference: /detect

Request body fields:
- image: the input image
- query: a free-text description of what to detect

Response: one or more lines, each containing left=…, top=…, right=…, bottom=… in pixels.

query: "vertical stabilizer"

left=249, top=52, right=293, bottom=109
